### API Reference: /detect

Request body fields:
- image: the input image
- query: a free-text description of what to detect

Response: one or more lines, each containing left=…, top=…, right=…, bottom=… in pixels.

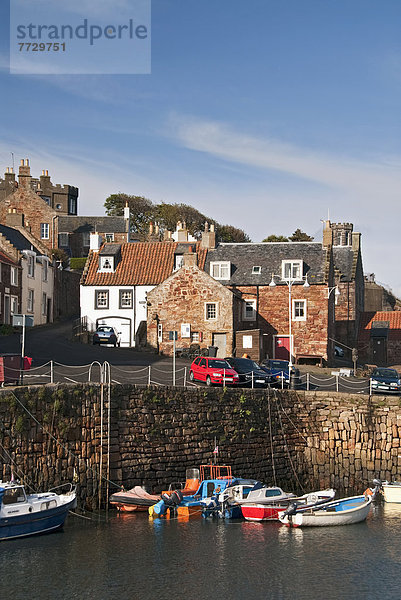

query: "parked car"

left=93, top=325, right=121, bottom=347
left=189, top=357, right=239, bottom=386
left=370, top=368, right=401, bottom=394
left=224, top=357, right=272, bottom=387
left=334, top=345, right=345, bottom=357
left=261, top=359, right=300, bottom=388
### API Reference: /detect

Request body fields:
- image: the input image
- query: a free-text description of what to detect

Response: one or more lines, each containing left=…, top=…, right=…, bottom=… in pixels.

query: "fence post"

left=369, top=377, right=372, bottom=396
left=50, top=360, right=54, bottom=384
left=251, top=371, right=254, bottom=389
left=184, top=367, right=187, bottom=387
left=223, top=368, right=226, bottom=387
left=281, top=372, right=284, bottom=390
left=336, top=374, right=339, bottom=392
left=148, top=365, right=151, bottom=386
left=307, top=372, right=310, bottom=391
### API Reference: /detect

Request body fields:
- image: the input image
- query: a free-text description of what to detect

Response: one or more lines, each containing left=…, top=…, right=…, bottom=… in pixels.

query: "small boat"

left=110, top=468, right=201, bottom=512
left=279, top=494, right=373, bottom=527
left=149, top=464, right=234, bottom=519
left=240, top=484, right=335, bottom=521
left=202, top=478, right=259, bottom=519
left=374, top=479, right=401, bottom=503
left=0, top=480, right=77, bottom=541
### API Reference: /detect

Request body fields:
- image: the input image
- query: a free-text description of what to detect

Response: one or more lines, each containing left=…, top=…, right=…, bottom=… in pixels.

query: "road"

left=0, top=319, right=372, bottom=393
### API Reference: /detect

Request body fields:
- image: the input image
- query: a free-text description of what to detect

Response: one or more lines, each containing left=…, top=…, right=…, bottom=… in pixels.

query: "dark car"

left=93, top=325, right=121, bottom=347
left=189, top=357, right=240, bottom=386
left=261, top=359, right=300, bottom=388
left=224, top=357, right=272, bottom=387
left=370, top=368, right=401, bottom=394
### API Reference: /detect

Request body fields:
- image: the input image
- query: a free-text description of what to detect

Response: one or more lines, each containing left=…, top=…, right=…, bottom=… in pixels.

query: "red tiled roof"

left=360, top=311, right=401, bottom=331
left=0, top=250, right=17, bottom=266
left=82, top=242, right=208, bottom=286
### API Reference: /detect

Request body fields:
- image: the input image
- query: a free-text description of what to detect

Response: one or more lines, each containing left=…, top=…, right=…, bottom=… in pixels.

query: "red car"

left=189, top=357, right=239, bottom=386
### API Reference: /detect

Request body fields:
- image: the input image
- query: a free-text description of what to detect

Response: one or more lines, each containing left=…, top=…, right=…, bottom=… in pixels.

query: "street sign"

left=169, top=331, right=178, bottom=340
left=13, top=315, right=34, bottom=327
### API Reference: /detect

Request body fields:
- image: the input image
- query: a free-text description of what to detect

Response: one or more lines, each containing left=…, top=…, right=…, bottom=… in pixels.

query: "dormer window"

left=174, top=255, right=184, bottom=271
left=99, top=256, right=114, bottom=273
left=282, top=260, right=303, bottom=281
left=210, top=261, right=230, bottom=280
left=252, top=266, right=261, bottom=275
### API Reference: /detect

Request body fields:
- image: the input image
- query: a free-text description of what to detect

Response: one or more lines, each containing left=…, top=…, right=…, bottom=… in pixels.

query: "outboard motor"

left=170, top=490, right=184, bottom=505
left=283, top=502, right=298, bottom=517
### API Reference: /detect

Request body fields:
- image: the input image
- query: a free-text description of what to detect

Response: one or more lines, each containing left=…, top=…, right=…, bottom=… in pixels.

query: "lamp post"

left=269, top=272, right=310, bottom=370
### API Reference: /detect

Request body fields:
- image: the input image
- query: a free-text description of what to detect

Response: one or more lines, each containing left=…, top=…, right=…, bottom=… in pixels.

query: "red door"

left=275, top=336, right=290, bottom=360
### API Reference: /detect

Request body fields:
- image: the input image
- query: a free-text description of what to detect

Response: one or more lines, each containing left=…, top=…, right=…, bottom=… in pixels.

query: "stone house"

left=0, top=249, right=21, bottom=325
left=0, top=159, right=78, bottom=252
left=358, top=311, right=401, bottom=367
left=0, top=224, right=54, bottom=325
left=57, top=215, right=129, bottom=258
left=80, top=236, right=208, bottom=347
left=146, top=263, right=242, bottom=357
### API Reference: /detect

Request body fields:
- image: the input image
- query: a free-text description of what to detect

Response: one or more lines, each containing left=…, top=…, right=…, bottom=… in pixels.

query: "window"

left=40, top=223, right=50, bottom=239
left=69, top=196, right=77, bottom=214
left=174, top=255, right=184, bottom=271
left=282, top=260, right=303, bottom=281
left=82, top=232, right=90, bottom=247
left=210, top=261, right=230, bottom=280
left=205, top=302, right=217, bottom=320
left=27, top=254, right=35, bottom=278
left=11, top=267, right=18, bottom=286
left=192, top=332, right=200, bottom=343
left=119, top=289, right=133, bottom=309
left=59, top=233, right=69, bottom=247
left=27, top=289, right=34, bottom=313
left=56, top=203, right=62, bottom=210
left=252, top=266, right=261, bottom=275
left=99, top=256, right=114, bottom=272
left=42, top=293, right=47, bottom=316
left=243, top=299, right=256, bottom=321
left=292, top=299, right=307, bottom=321
left=95, top=290, right=109, bottom=309
left=105, top=233, right=114, bottom=243
left=11, top=296, right=18, bottom=315
left=42, top=258, right=48, bottom=282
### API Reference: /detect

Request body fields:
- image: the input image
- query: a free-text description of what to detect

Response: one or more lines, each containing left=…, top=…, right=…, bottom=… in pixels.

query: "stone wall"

left=1, top=384, right=401, bottom=510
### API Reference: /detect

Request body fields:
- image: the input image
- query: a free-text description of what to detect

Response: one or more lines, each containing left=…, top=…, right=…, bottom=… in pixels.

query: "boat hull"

left=381, top=484, right=401, bottom=503
left=0, top=496, right=76, bottom=541
left=280, top=495, right=372, bottom=527
left=241, top=504, right=286, bottom=521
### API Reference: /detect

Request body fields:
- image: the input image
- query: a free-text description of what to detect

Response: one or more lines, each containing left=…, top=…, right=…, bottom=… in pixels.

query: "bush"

left=0, top=324, right=16, bottom=336
left=70, top=257, right=88, bottom=271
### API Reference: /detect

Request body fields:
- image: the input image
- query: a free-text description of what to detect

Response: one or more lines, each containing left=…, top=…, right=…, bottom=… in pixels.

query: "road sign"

left=13, top=315, right=34, bottom=327
left=169, top=331, right=178, bottom=340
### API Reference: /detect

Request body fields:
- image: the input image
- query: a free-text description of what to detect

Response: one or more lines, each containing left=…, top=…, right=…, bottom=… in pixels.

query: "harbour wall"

left=0, top=384, right=400, bottom=508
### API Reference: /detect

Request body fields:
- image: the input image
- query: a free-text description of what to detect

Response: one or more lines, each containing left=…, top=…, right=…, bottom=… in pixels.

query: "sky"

left=1, top=0, right=401, bottom=295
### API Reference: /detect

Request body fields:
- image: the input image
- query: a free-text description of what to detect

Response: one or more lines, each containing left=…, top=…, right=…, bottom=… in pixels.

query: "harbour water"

left=2, top=502, right=401, bottom=600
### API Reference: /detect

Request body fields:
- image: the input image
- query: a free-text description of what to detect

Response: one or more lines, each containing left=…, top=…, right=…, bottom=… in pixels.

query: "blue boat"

left=0, top=481, right=77, bottom=541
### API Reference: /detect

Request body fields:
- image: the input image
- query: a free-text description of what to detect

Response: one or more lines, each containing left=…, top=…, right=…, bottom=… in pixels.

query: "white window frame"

left=157, top=323, right=163, bottom=343
left=95, top=290, right=109, bottom=309
left=282, top=260, right=303, bottom=281
left=11, top=266, right=18, bottom=286
left=42, top=258, right=48, bottom=282
left=174, top=255, right=184, bottom=271
left=27, top=289, right=34, bottom=313
left=10, top=296, right=18, bottom=315
left=191, top=332, right=200, bottom=343
left=243, top=299, right=257, bottom=321
left=205, top=302, right=218, bottom=321
left=26, top=253, right=35, bottom=278
left=98, top=256, right=114, bottom=273
left=82, top=232, right=90, bottom=247
left=105, top=233, right=115, bottom=243
left=210, top=261, right=231, bottom=280
left=40, top=223, right=50, bottom=240
left=252, top=266, right=261, bottom=275
left=119, top=289, right=133, bottom=309
left=292, top=299, right=307, bottom=321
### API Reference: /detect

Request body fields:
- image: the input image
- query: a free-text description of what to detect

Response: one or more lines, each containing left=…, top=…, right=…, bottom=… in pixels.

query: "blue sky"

left=1, top=0, right=401, bottom=294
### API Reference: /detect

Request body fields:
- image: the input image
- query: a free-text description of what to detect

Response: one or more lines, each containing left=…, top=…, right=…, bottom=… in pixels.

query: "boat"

left=202, top=478, right=259, bottom=519
left=110, top=468, right=201, bottom=512
left=240, top=485, right=336, bottom=521
left=374, top=479, right=401, bottom=503
left=279, top=494, right=373, bottom=527
left=0, top=480, right=77, bottom=541
left=149, top=464, right=234, bottom=519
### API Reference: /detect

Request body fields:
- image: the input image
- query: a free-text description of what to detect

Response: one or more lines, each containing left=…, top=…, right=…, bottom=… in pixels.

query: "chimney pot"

left=45, top=170, right=48, bottom=176
left=20, top=159, right=24, bottom=166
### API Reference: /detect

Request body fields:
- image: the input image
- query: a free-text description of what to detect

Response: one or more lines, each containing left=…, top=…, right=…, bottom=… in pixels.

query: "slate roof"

left=82, top=242, right=208, bottom=286
left=333, top=247, right=355, bottom=282
left=57, top=216, right=126, bottom=234
left=0, top=224, right=41, bottom=254
left=204, top=242, right=329, bottom=286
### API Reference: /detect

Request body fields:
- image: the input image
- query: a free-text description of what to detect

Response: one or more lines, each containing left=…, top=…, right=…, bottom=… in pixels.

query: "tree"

left=104, top=193, right=154, bottom=237
left=262, top=234, right=289, bottom=242
left=289, top=228, right=314, bottom=242
left=217, top=224, right=251, bottom=243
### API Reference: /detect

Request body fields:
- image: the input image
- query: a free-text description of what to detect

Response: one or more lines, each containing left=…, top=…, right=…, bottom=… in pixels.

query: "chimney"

left=6, top=210, right=24, bottom=228
left=40, top=169, right=51, bottom=190
left=322, top=220, right=333, bottom=247
left=4, top=167, right=15, bottom=184
left=201, top=221, right=216, bottom=249
left=18, top=158, right=31, bottom=188
left=90, top=232, right=102, bottom=251
left=352, top=231, right=361, bottom=253
left=177, top=221, right=188, bottom=242
left=164, top=229, right=173, bottom=241
left=124, top=201, right=130, bottom=242
left=183, top=245, right=197, bottom=267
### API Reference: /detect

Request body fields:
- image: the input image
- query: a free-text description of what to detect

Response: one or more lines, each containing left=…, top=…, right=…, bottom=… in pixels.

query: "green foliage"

left=51, top=248, right=69, bottom=268
left=216, top=224, right=251, bottom=243
left=288, top=228, right=314, bottom=242
left=0, top=324, right=16, bottom=336
left=15, top=415, right=26, bottom=433
left=262, top=234, right=289, bottom=242
left=70, top=257, right=87, bottom=271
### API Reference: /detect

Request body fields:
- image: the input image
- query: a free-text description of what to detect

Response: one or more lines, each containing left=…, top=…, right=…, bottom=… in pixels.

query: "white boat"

left=241, top=487, right=336, bottom=521
left=279, top=494, right=373, bottom=527
left=0, top=481, right=77, bottom=541
left=378, top=481, right=401, bottom=503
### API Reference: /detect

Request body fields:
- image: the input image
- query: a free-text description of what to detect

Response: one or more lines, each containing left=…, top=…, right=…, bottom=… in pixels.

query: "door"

left=372, top=338, right=387, bottom=366
left=4, top=295, right=10, bottom=324
left=274, top=336, right=290, bottom=360
left=97, top=317, right=131, bottom=347
left=212, top=333, right=227, bottom=358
